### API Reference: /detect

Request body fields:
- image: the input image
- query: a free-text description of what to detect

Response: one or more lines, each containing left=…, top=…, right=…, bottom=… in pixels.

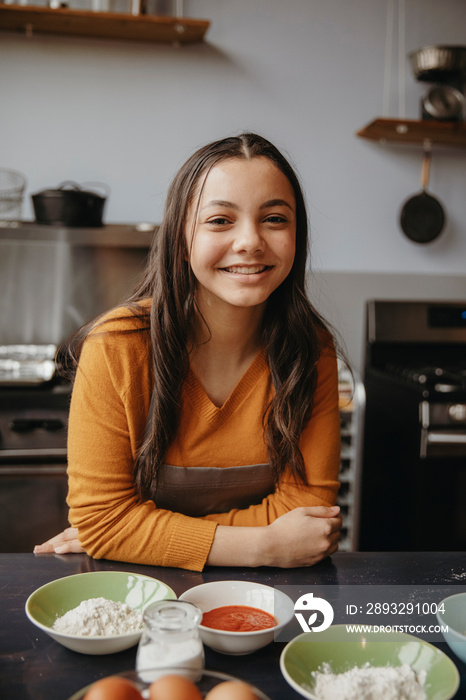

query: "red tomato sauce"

left=201, top=605, right=276, bottom=632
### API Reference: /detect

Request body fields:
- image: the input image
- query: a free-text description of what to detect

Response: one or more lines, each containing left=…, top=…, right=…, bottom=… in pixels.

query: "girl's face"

left=185, top=157, right=296, bottom=314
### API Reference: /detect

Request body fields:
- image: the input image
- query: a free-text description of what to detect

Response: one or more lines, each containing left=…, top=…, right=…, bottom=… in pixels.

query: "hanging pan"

left=399, top=150, right=446, bottom=244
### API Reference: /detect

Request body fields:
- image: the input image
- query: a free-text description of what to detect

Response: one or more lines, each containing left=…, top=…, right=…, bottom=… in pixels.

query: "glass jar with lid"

left=136, top=600, right=205, bottom=683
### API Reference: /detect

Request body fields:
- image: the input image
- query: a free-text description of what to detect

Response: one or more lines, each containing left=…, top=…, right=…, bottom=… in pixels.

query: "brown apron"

left=151, top=463, right=275, bottom=517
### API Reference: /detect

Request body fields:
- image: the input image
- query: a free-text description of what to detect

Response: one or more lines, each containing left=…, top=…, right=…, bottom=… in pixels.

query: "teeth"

left=223, top=265, right=267, bottom=275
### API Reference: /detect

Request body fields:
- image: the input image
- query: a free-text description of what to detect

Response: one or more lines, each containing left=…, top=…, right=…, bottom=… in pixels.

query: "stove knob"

left=448, top=404, right=466, bottom=422
left=42, top=419, right=65, bottom=431
left=10, top=418, right=35, bottom=432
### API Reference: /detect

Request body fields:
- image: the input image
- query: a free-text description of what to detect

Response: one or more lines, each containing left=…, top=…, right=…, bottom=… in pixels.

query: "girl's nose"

left=231, top=221, right=265, bottom=254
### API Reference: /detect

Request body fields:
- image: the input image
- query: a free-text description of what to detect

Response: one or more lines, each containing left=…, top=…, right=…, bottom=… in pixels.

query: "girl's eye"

left=265, top=215, right=287, bottom=224
left=207, top=217, right=231, bottom=226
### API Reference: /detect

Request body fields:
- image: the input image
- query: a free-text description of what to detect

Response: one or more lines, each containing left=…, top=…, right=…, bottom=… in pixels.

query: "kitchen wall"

left=2, top=0, right=466, bottom=370
left=309, top=271, right=466, bottom=371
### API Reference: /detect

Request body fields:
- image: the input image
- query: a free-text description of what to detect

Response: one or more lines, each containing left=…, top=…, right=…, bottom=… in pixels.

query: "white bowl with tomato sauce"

left=179, top=581, right=295, bottom=655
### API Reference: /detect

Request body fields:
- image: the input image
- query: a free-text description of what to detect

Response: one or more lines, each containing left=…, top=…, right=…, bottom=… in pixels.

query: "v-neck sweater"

left=66, top=306, right=341, bottom=571
left=184, top=351, right=267, bottom=425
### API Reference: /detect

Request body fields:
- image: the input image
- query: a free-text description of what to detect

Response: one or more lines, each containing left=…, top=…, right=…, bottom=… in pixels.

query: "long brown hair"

left=60, top=133, right=336, bottom=499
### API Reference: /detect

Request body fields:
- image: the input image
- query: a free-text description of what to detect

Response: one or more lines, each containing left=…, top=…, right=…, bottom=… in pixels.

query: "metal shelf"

left=0, top=221, right=157, bottom=247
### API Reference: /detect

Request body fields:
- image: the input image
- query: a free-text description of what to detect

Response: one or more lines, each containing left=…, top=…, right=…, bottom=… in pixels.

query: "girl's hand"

left=263, top=505, right=341, bottom=568
left=207, top=505, right=341, bottom=568
left=33, top=527, right=85, bottom=555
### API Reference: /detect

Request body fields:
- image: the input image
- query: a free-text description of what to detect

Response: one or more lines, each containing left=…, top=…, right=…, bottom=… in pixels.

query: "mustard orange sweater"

left=67, top=306, right=341, bottom=571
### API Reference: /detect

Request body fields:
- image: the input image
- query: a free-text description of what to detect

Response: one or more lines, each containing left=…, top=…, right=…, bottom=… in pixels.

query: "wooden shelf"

left=357, top=117, right=466, bottom=149
left=0, top=3, right=210, bottom=44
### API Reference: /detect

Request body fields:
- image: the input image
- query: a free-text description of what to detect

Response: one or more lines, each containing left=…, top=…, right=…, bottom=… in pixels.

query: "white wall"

left=2, top=0, right=466, bottom=324
left=308, top=271, right=466, bottom=372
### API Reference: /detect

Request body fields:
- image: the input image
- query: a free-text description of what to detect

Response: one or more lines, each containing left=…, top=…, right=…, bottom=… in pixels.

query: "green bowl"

left=25, top=571, right=176, bottom=655
left=280, top=626, right=460, bottom=700
left=436, top=592, right=466, bottom=664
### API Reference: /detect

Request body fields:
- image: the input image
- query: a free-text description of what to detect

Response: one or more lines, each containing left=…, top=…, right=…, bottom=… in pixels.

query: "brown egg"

left=205, top=680, right=258, bottom=700
left=84, top=676, right=143, bottom=700
left=149, top=673, right=203, bottom=700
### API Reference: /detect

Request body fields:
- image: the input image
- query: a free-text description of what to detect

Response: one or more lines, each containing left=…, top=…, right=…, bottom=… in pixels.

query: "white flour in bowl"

left=311, top=662, right=427, bottom=700
left=52, top=597, right=143, bottom=636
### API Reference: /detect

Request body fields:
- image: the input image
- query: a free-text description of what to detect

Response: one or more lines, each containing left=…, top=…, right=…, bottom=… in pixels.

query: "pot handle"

left=80, top=181, right=111, bottom=198
left=421, top=150, right=431, bottom=191
left=57, top=181, right=82, bottom=191
left=57, top=181, right=111, bottom=198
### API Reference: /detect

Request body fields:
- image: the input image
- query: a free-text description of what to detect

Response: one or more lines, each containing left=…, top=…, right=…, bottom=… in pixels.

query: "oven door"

left=360, top=377, right=466, bottom=551
left=0, top=463, right=69, bottom=552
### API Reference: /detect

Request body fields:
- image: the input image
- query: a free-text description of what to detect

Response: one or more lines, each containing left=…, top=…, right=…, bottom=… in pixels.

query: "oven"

left=0, top=377, right=71, bottom=552
left=359, top=300, right=466, bottom=552
left=0, top=222, right=155, bottom=552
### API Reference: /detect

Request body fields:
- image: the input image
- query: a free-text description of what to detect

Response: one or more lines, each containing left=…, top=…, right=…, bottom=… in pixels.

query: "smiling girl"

left=34, top=133, right=342, bottom=571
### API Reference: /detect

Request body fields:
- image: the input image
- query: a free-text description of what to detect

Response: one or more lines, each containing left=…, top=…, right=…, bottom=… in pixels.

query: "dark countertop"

left=1, top=551, right=465, bottom=700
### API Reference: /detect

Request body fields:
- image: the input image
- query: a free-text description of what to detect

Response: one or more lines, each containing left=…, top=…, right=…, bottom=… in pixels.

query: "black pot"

left=31, top=181, right=108, bottom=227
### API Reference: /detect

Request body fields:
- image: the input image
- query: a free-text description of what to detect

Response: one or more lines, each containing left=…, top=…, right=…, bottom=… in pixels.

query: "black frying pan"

left=399, top=150, right=446, bottom=244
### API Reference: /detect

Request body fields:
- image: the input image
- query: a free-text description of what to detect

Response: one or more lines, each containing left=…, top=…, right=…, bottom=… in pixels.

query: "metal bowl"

left=409, top=45, right=466, bottom=82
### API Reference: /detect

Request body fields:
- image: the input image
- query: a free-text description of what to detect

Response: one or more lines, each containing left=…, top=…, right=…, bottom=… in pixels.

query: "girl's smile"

left=185, top=156, right=296, bottom=313
left=222, top=265, right=270, bottom=274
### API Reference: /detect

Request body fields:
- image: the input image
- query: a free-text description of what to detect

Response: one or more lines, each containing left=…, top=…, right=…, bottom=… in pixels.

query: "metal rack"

left=337, top=362, right=365, bottom=551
